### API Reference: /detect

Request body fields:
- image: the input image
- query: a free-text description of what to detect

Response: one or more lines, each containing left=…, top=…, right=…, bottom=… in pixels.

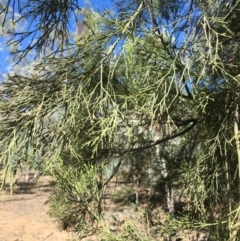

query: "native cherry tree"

left=1, top=0, right=240, bottom=240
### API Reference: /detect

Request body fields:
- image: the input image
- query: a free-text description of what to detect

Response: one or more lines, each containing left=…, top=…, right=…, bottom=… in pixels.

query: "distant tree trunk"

left=231, top=90, right=240, bottom=241
left=154, top=131, right=174, bottom=214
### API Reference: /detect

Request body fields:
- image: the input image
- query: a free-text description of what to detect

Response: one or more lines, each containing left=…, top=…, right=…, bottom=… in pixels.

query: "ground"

left=0, top=169, right=208, bottom=241
left=0, top=171, right=76, bottom=241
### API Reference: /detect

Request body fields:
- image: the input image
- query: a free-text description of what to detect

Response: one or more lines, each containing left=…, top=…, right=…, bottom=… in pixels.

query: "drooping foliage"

left=1, top=0, right=240, bottom=240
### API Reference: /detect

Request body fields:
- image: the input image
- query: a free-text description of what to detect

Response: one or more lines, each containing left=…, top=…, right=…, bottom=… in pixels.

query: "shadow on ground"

left=1, top=169, right=55, bottom=196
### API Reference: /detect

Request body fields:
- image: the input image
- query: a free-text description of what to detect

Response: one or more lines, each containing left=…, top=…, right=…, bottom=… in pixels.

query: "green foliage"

left=2, top=0, right=240, bottom=240
left=100, top=221, right=151, bottom=241
left=111, top=185, right=135, bottom=205
left=48, top=161, right=103, bottom=238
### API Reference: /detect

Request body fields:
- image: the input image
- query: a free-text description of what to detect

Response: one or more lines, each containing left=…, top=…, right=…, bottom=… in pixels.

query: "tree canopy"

left=1, top=0, right=240, bottom=240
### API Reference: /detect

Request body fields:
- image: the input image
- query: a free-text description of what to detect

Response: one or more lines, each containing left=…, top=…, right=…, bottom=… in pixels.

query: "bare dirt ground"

left=0, top=169, right=208, bottom=241
left=0, top=171, right=76, bottom=241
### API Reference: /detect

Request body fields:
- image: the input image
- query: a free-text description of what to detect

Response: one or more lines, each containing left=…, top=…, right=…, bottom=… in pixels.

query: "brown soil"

left=0, top=171, right=76, bottom=241
left=0, top=170, right=208, bottom=241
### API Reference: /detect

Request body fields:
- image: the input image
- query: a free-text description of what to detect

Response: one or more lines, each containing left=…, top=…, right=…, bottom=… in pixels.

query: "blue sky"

left=0, top=0, right=114, bottom=80
left=90, top=0, right=114, bottom=8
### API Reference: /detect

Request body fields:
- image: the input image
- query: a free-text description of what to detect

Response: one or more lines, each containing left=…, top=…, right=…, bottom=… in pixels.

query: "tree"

left=1, top=0, right=240, bottom=240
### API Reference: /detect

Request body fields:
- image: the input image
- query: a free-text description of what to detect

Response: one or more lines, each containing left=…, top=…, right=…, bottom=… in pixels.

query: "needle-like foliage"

left=1, top=0, right=240, bottom=240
